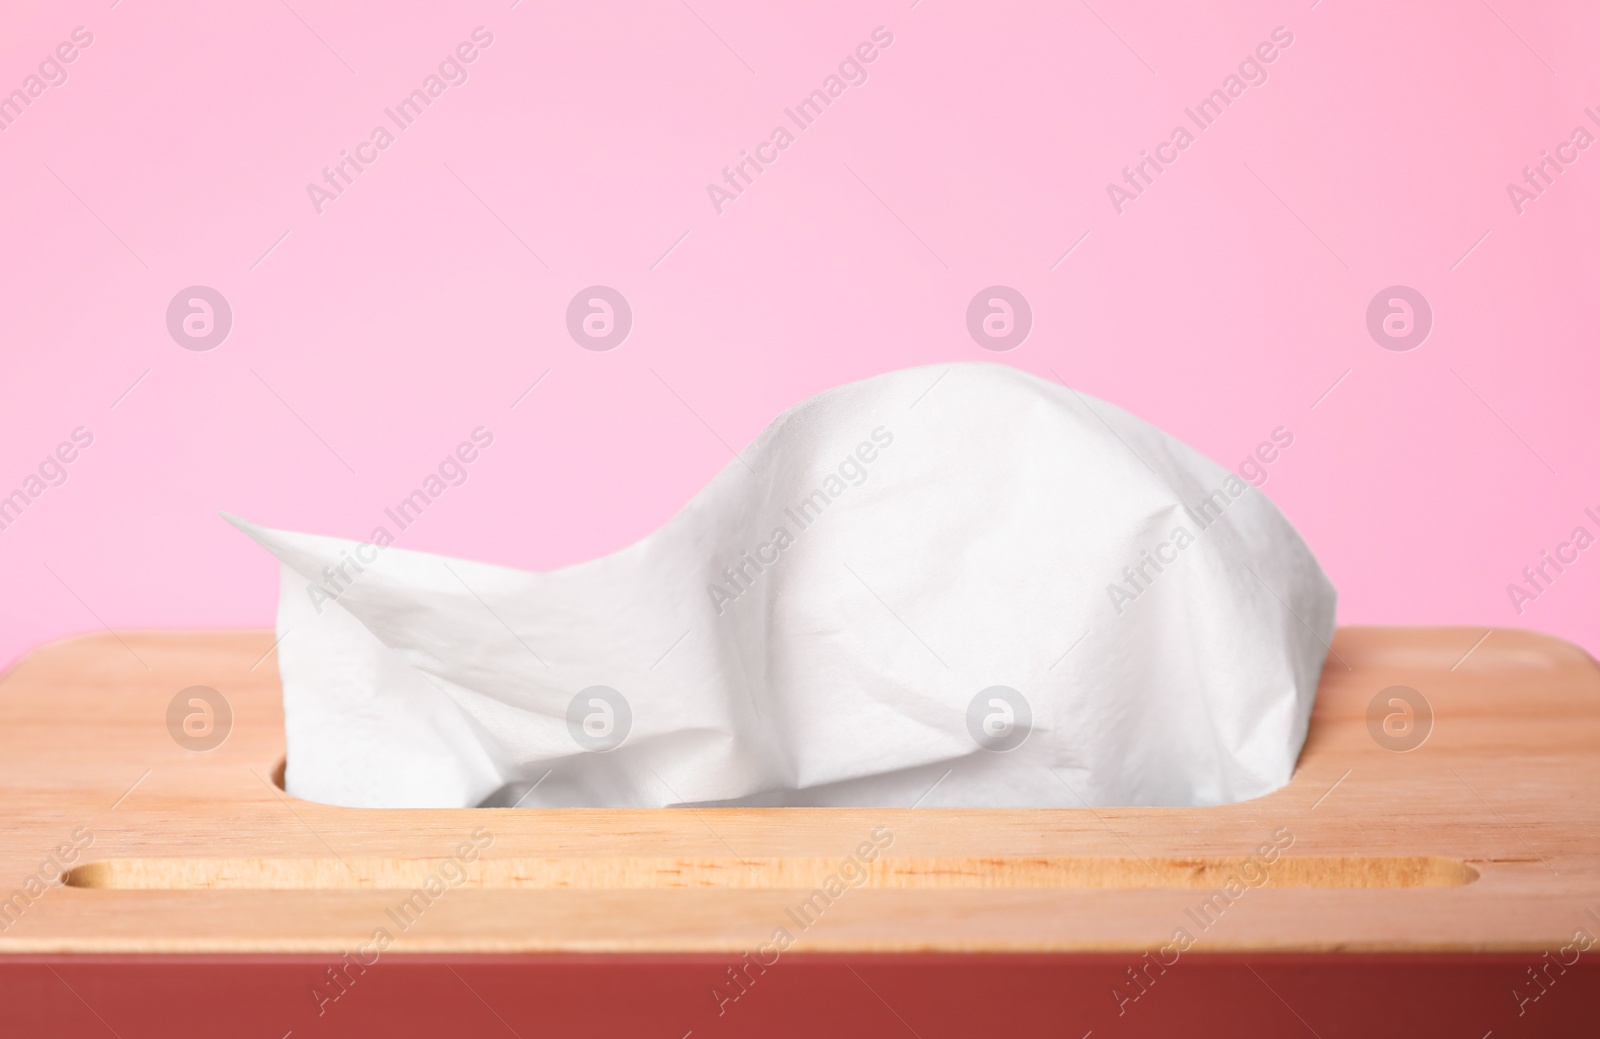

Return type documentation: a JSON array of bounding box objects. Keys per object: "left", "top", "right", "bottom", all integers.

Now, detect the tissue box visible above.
[{"left": 1, "top": 627, "right": 1597, "bottom": 1038}]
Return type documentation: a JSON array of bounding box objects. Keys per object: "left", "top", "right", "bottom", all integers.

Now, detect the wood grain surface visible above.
[{"left": 0, "top": 626, "right": 1596, "bottom": 954}]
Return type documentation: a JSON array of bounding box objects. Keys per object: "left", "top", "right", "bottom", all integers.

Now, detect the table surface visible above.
[{"left": 1, "top": 626, "right": 1596, "bottom": 955}]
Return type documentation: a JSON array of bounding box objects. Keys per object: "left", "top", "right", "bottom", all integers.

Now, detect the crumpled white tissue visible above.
[{"left": 231, "top": 362, "right": 1335, "bottom": 810}]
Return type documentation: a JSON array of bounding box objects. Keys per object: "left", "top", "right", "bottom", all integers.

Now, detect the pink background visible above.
[{"left": 2, "top": 0, "right": 1598, "bottom": 671}]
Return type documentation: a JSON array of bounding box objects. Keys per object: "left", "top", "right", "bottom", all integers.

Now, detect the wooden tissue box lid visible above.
[{"left": 0, "top": 626, "right": 1595, "bottom": 955}]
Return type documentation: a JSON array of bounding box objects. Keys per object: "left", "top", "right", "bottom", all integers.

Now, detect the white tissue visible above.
[{"left": 231, "top": 362, "right": 1335, "bottom": 810}]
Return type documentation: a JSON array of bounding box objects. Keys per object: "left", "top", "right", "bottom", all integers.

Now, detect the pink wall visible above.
[{"left": 2, "top": 0, "right": 1597, "bottom": 670}]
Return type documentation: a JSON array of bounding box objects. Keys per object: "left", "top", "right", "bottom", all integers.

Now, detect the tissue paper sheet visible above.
[{"left": 232, "top": 363, "right": 1336, "bottom": 809}]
